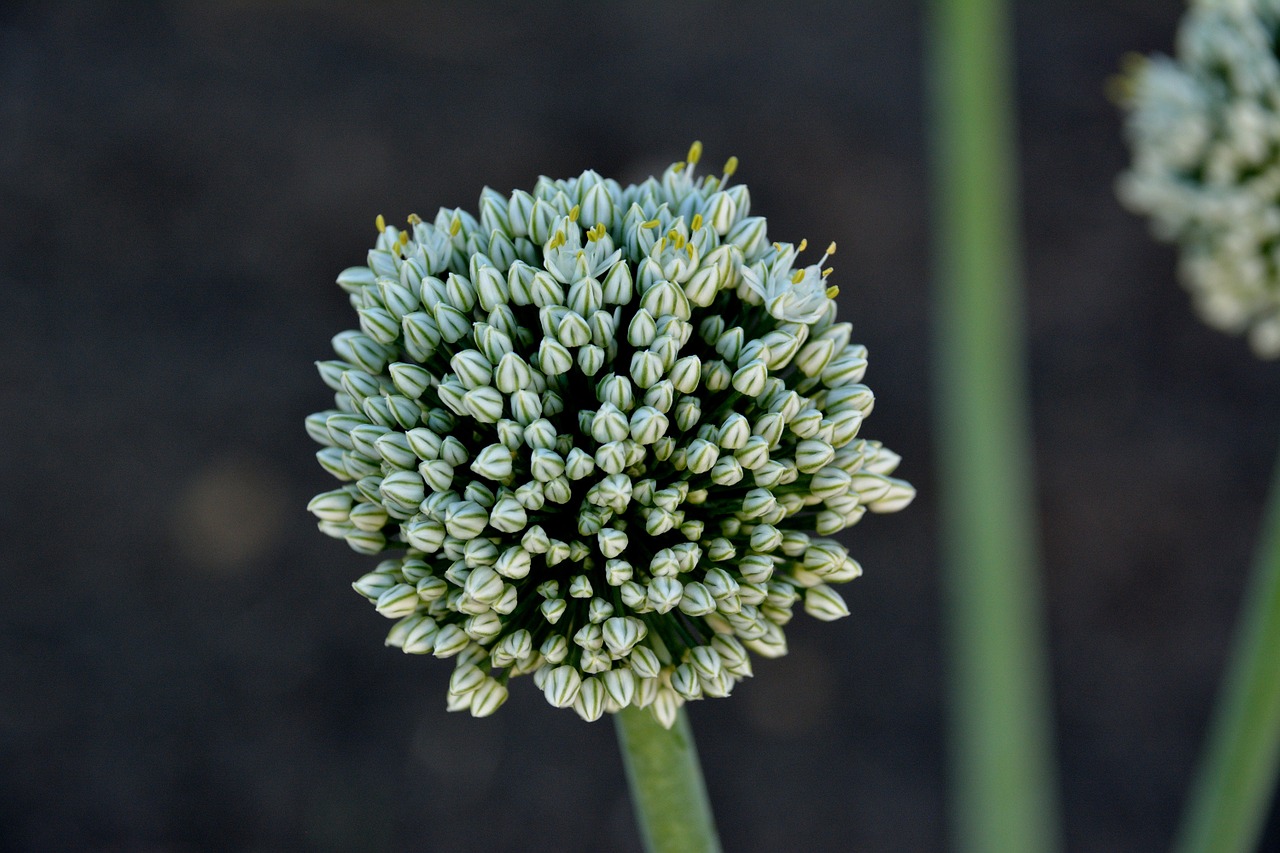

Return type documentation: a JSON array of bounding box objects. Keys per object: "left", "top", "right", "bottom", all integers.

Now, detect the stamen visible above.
[
  {"left": 407, "top": 213, "right": 422, "bottom": 226},
  {"left": 376, "top": 214, "right": 386, "bottom": 233},
  {"left": 691, "top": 213, "right": 704, "bottom": 232},
  {"left": 722, "top": 156, "right": 739, "bottom": 178},
  {"left": 641, "top": 219, "right": 661, "bottom": 230},
  {"left": 449, "top": 217, "right": 462, "bottom": 237},
  {"left": 791, "top": 270, "right": 805, "bottom": 284},
  {"left": 687, "top": 140, "right": 703, "bottom": 166},
  {"left": 798, "top": 238, "right": 808, "bottom": 253},
  {"left": 825, "top": 285, "right": 840, "bottom": 299},
  {"left": 569, "top": 204, "right": 581, "bottom": 222}
]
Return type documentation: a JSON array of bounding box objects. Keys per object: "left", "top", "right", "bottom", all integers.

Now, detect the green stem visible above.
[
  {"left": 614, "top": 705, "right": 722, "bottom": 853},
  {"left": 926, "top": 0, "right": 1063, "bottom": 852},
  {"left": 1175, "top": 436, "right": 1280, "bottom": 853}
]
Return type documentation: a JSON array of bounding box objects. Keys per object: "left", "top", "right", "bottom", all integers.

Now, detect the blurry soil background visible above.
[{"left": 3, "top": 1, "right": 1279, "bottom": 851}]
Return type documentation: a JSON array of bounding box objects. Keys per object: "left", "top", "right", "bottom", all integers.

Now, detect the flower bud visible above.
[{"left": 543, "top": 665, "right": 583, "bottom": 708}]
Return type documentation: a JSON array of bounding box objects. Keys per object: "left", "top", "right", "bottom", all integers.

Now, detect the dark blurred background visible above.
[{"left": 3, "top": 1, "right": 1278, "bottom": 851}]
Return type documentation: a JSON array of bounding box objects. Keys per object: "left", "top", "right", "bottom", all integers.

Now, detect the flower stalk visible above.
[
  {"left": 927, "top": 0, "right": 1063, "bottom": 850},
  {"left": 1175, "top": 434, "right": 1280, "bottom": 853},
  {"left": 615, "top": 705, "right": 721, "bottom": 853}
]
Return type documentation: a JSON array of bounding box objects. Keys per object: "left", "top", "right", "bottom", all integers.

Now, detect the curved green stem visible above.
[
  {"left": 1175, "top": 437, "right": 1280, "bottom": 853},
  {"left": 926, "top": 0, "right": 1063, "bottom": 851},
  {"left": 614, "top": 705, "right": 722, "bottom": 853}
]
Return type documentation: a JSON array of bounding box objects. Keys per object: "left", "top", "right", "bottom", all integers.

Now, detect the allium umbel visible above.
[
  {"left": 307, "top": 144, "right": 914, "bottom": 727},
  {"left": 1118, "top": 0, "right": 1280, "bottom": 357}
]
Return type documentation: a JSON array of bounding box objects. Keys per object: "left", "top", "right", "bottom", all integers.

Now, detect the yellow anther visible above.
[
  {"left": 822, "top": 267, "right": 834, "bottom": 278},
  {"left": 548, "top": 230, "right": 566, "bottom": 249},
  {"left": 641, "top": 219, "right": 661, "bottom": 230},
  {"left": 825, "top": 285, "right": 840, "bottom": 299},
  {"left": 376, "top": 214, "right": 386, "bottom": 233},
  {"left": 407, "top": 213, "right": 422, "bottom": 225},
  {"left": 672, "top": 161, "right": 686, "bottom": 174},
  {"left": 798, "top": 238, "right": 808, "bottom": 252},
  {"left": 826, "top": 241, "right": 837, "bottom": 255},
  {"left": 449, "top": 217, "right": 462, "bottom": 237},
  {"left": 772, "top": 242, "right": 784, "bottom": 252},
  {"left": 398, "top": 231, "right": 410, "bottom": 247},
  {"left": 791, "top": 270, "right": 805, "bottom": 284},
  {"left": 690, "top": 213, "right": 704, "bottom": 232},
  {"left": 687, "top": 140, "right": 703, "bottom": 166},
  {"left": 569, "top": 204, "right": 581, "bottom": 222},
  {"left": 723, "top": 156, "right": 738, "bottom": 177},
  {"left": 686, "top": 243, "right": 695, "bottom": 260}
]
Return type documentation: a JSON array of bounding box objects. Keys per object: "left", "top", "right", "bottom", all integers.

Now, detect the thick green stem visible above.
[
  {"left": 926, "top": 0, "right": 1063, "bottom": 851},
  {"left": 1175, "top": 437, "right": 1280, "bottom": 853},
  {"left": 614, "top": 705, "right": 722, "bottom": 853}
]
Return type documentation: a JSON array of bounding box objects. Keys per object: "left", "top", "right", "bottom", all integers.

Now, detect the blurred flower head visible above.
[
  {"left": 1118, "top": 0, "right": 1280, "bottom": 357},
  {"left": 307, "top": 143, "right": 913, "bottom": 727}
]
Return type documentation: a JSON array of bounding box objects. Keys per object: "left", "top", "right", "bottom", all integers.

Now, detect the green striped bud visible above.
[
  {"left": 804, "top": 584, "right": 850, "bottom": 621},
  {"left": 543, "top": 665, "right": 582, "bottom": 709},
  {"left": 574, "top": 676, "right": 607, "bottom": 722}
]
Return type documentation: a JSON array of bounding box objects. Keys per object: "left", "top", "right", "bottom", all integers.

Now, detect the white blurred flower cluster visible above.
[
  {"left": 1119, "top": 0, "right": 1280, "bottom": 356},
  {"left": 307, "top": 143, "right": 913, "bottom": 726}
]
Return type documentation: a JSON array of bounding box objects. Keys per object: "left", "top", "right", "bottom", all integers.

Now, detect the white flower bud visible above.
[
  {"left": 795, "top": 338, "right": 837, "bottom": 377},
  {"left": 375, "top": 584, "right": 420, "bottom": 618},
  {"left": 353, "top": 570, "right": 399, "bottom": 601},
  {"left": 470, "top": 678, "right": 510, "bottom": 717},
  {"left": 373, "top": 431, "right": 415, "bottom": 469},
  {"left": 529, "top": 449, "right": 565, "bottom": 482},
  {"left": 573, "top": 622, "right": 604, "bottom": 651},
  {"left": 568, "top": 574, "right": 594, "bottom": 599},
  {"left": 716, "top": 326, "right": 745, "bottom": 362},
  {"left": 379, "top": 470, "right": 425, "bottom": 510},
  {"left": 430, "top": 623, "right": 470, "bottom": 658},
  {"left": 811, "top": 465, "right": 853, "bottom": 499},
  {"left": 577, "top": 344, "right": 605, "bottom": 375},
  {"left": 739, "top": 554, "right": 775, "bottom": 584},
  {"left": 463, "top": 386, "right": 504, "bottom": 423},
  {"left": 309, "top": 489, "right": 354, "bottom": 522},
  {"left": 601, "top": 259, "right": 633, "bottom": 304},
  {"left": 540, "top": 633, "right": 570, "bottom": 663},
  {"left": 804, "top": 584, "right": 851, "bottom": 622},
  {"left": 464, "top": 611, "right": 503, "bottom": 643},
  {"left": 336, "top": 265, "right": 377, "bottom": 293},
  {"left": 677, "top": 581, "right": 718, "bottom": 617},
  {"left": 867, "top": 476, "right": 916, "bottom": 513},
  {"left": 597, "top": 527, "right": 629, "bottom": 559},
  {"left": 543, "top": 664, "right": 583, "bottom": 708},
  {"left": 358, "top": 306, "right": 400, "bottom": 345},
  {"left": 573, "top": 676, "right": 607, "bottom": 721},
  {"left": 431, "top": 303, "right": 471, "bottom": 344},
  {"left": 685, "top": 439, "right": 720, "bottom": 474},
  {"left": 537, "top": 338, "right": 573, "bottom": 376},
  {"left": 539, "top": 598, "right": 567, "bottom": 625},
  {"left": 443, "top": 500, "right": 488, "bottom": 540},
  {"left": 646, "top": 577, "right": 684, "bottom": 613},
  {"left": 703, "top": 359, "right": 732, "bottom": 392},
  {"left": 671, "top": 664, "right": 701, "bottom": 700},
  {"left": 602, "top": 667, "right": 637, "bottom": 708},
  {"left": 688, "top": 645, "right": 723, "bottom": 680},
  {"left": 401, "top": 617, "right": 440, "bottom": 654},
  {"left": 388, "top": 362, "right": 433, "bottom": 399},
  {"left": 449, "top": 663, "right": 487, "bottom": 697},
  {"left": 469, "top": 444, "right": 514, "bottom": 481}
]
